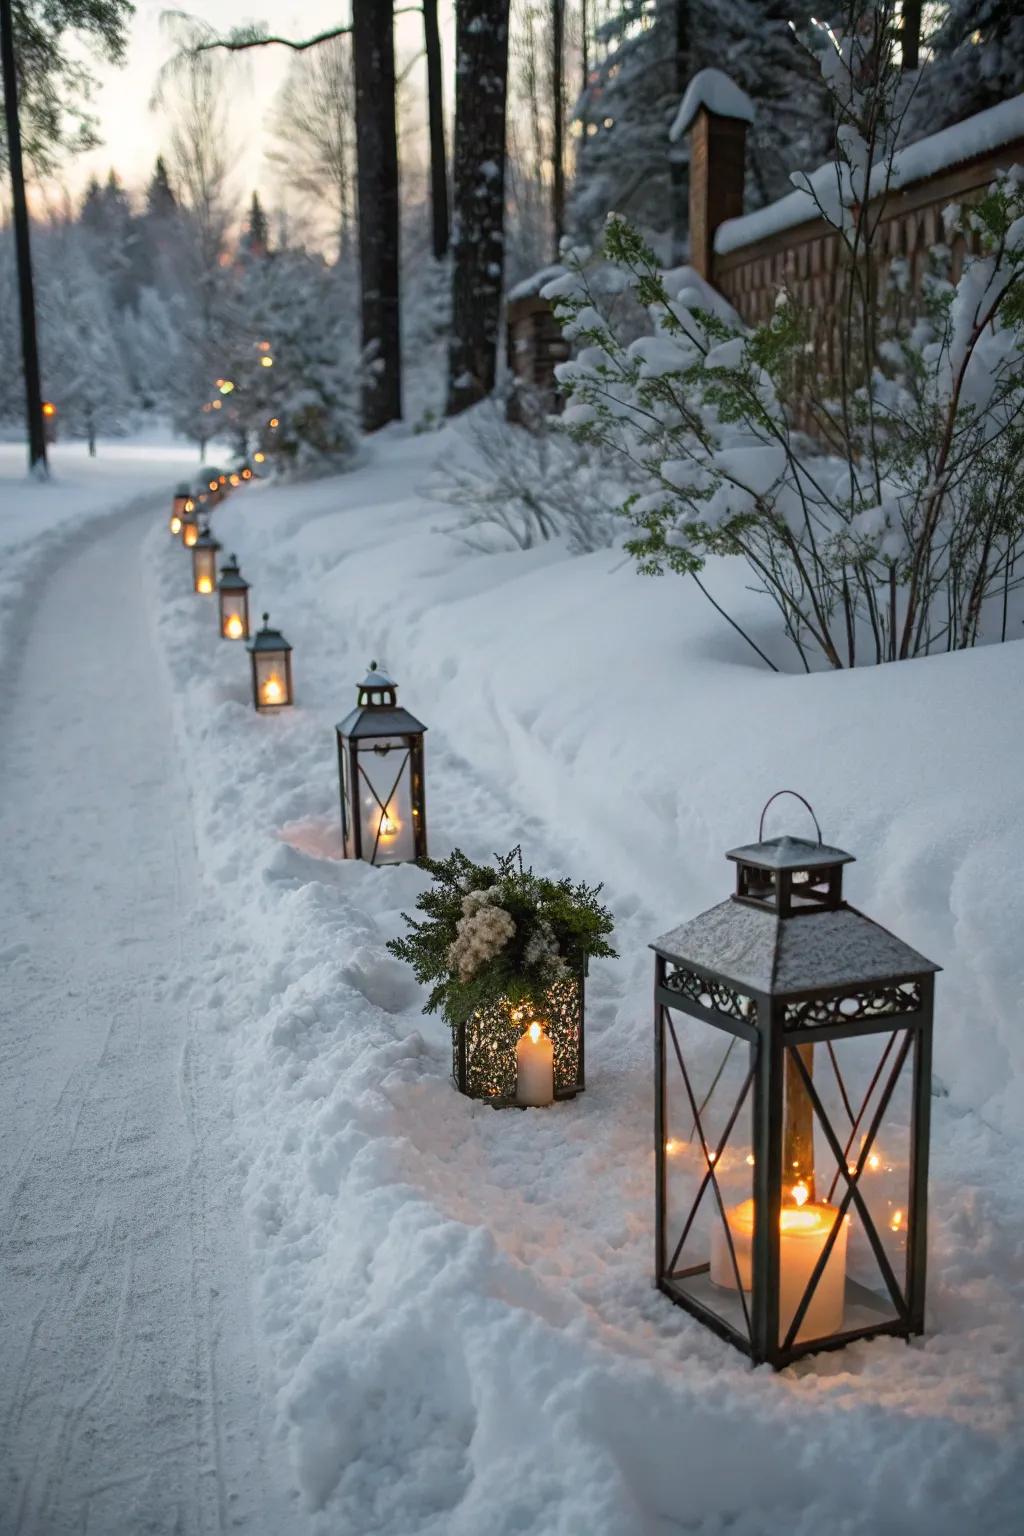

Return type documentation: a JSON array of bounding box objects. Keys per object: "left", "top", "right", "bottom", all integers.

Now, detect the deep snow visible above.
[{"left": 142, "top": 424, "right": 1022, "bottom": 1533}]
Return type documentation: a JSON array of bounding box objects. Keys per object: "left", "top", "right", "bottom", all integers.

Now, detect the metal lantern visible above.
[
  {"left": 191, "top": 523, "right": 222, "bottom": 594},
  {"left": 652, "top": 792, "right": 938, "bottom": 1369},
  {"left": 336, "top": 662, "right": 427, "bottom": 866},
  {"left": 217, "top": 554, "right": 250, "bottom": 639},
  {"left": 181, "top": 500, "right": 201, "bottom": 547},
  {"left": 248, "top": 613, "right": 293, "bottom": 710},
  {"left": 170, "top": 483, "right": 193, "bottom": 535},
  {"left": 452, "top": 969, "right": 586, "bottom": 1105}
]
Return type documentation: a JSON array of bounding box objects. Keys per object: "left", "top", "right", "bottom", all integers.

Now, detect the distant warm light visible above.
[
  {"left": 211, "top": 399, "right": 223, "bottom": 410},
  {"left": 229, "top": 473, "right": 240, "bottom": 486},
  {"left": 258, "top": 340, "right": 271, "bottom": 352},
  {"left": 209, "top": 480, "right": 218, "bottom": 490},
  {"left": 260, "top": 356, "right": 274, "bottom": 368},
  {"left": 218, "top": 475, "right": 227, "bottom": 485},
  {"left": 41, "top": 401, "right": 57, "bottom": 417},
  {"left": 219, "top": 380, "right": 235, "bottom": 395},
  {"left": 224, "top": 613, "right": 244, "bottom": 639},
  {"left": 268, "top": 417, "right": 279, "bottom": 429},
  {"left": 528, "top": 1021, "right": 542, "bottom": 1046},
  {"left": 170, "top": 516, "right": 182, "bottom": 534},
  {"left": 241, "top": 468, "right": 252, "bottom": 480},
  {"left": 791, "top": 1182, "right": 810, "bottom": 1207},
  {"left": 262, "top": 676, "right": 283, "bottom": 704},
  {"left": 197, "top": 576, "right": 213, "bottom": 594},
  {"left": 254, "top": 451, "right": 265, "bottom": 463},
  {"left": 185, "top": 499, "right": 195, "bottom": 512},
  {"left": 891, "top": 1209, "right": 904, "bottom": 1232},
  {"left": 745, "top": 1154, "right": 755, "bottom": 1166},
  {"left": 868, "top": 1153, "right": 880, "bottom": 1170},
  {"left": 184, "top": 525, "right": 199, "bottom": 547}
]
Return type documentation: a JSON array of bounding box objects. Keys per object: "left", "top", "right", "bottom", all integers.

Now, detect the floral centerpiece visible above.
[{"left": 388, "top": 847, "right": 615, "bottom": 1103}]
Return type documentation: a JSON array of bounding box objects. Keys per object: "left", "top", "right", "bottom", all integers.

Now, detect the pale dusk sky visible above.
[{"left": 61, "top": 2, "right": 454, "bottom": 211}]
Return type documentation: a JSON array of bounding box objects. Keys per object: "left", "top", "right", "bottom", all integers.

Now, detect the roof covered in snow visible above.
[
  {"left": 726, "top": 834, "right": 855, "bottom": 871},
  {"left": 670, "top": 69, "right": 755, "bottom": 144},
  {"left": 715, "top": 92, "right": 1024, "bottom": 257},
  {"left": 653, "top": 899, "right": 939, "bottom": 994}
]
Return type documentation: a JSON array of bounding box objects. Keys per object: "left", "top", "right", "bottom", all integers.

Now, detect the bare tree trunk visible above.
[
  {"left": 580, "top": 0, "right": 588, "bottom": 99},
  {"left": 901, "top": 0, "right": 921, "bottom": 70},
  {"left": 551, "top": 0, "right": 565, "bottom": 256},
  {"left": 447, "top": 0, "right": 511, "bottom": 416},
  {"left": 669, "top": 0, "right": 690, "bottom": 265},
  {"left": 423, "top": 0, "right": 449, "bottom": 260},
  {"left": 353, "top": 0, "right": 402, "bottom": 430}
]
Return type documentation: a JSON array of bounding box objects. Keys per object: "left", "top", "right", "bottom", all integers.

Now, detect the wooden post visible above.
[{"left": 688, "top": 107, "right": 748, "bottom": 283}]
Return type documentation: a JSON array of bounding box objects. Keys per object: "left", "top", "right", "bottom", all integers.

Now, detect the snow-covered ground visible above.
[{"left": 135, "top": 424, "right": 1021, "bottom": 1533}]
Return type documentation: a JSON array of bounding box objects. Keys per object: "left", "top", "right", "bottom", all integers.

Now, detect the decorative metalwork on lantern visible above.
[
  {"left": 652, "top": 791, "right": 939, "bottom": 1369},
  {"left": 217, "top": 554, "right": 250, "bottom": 639},
  {"left": 452, "top": 971, "right": 586, "bottom": 1105},
  {"left": 169, "top": 483, "right": 193, "bottom": 535},
  {"left": 335, "top": 662, "right": 427, "bottom": 866},
  {"left": 191, "top": 522, "right": 222, "bottom": 594},
  {"left": 247, "top": 614, "right": 293, "bottom": 711}
]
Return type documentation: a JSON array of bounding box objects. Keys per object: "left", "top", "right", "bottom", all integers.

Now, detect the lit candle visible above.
[
  {"left": 710, "top": 1193, "right": 848, "bottom": 1343},
  {"left": 515, "top": 1021, "right": 554, "bottom": 1107},
  {"left": 224, "top": 613, "right": 244, "bottom": 639},
  {"left": 197, "top": 576, "right": 213, "bottom": 594},
  {"left": 184, "top": 525, "right": 199, "bottom": 547},
  {"left": 262, "top": 676, "right": 283, "bottom": 705},
  {"left": 170, "top": 515, "right": 182, "bottom": 534}
]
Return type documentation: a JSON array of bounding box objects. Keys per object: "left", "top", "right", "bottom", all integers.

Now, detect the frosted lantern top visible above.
[{"left": 336, "top": 661, "right": 427, "bottom": 740}]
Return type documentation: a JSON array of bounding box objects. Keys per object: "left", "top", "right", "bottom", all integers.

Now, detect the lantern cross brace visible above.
[
  {"left": 357, "top": 749, "right": 410, "bottom": 864},
  {"left": 825, "top": 1031, "right": 898, "bottom": 1203},
  {"left": 666, "top": 1013, "right": 755, "bottom": 1340},
  {"left": 781, "top": 1031, "right": 913, "bottom": 1351}
]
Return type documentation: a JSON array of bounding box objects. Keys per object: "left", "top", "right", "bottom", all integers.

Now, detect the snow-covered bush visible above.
[
  {"left": 549, "top": 2, "right": 1024, "bottom": 669},
  {"left": 435, "top": 403, "right": 627, "bottom": 554}
]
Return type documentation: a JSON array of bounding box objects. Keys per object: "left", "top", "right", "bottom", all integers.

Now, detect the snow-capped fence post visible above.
[
  {"left": 669, "top": 70, "right": 754, "bottom": 282},
  {"left": 652, "top": 798, "right": 939, "bottom": 1368}
]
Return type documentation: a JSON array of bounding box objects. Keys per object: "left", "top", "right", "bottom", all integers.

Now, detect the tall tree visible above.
[
  {"left": 551, "top": 0, "right": 565, "bottom": 255},
  {"left": 352, "top": 0, "right": 401, "bottom": 430},
  {"left": 1, "top": 0, "right": 45, "bottom": 472},
  {"left": 447, "top": 0, "right": 511, "bottom": 415},
  {"left": 423, "top": 0, "right": 449, "bottom": 260},
  {"left": 268, "top": 36, "right": 355, "bottom": 260},
  {"left": 147, "top": 156, "right": 177, "bottom": 218},
  {"left": 908, "top": 1, "right": 1024, "bottom": 134},
  {"left": 243, "top": 191, "right": 269, "bottom": 257}
]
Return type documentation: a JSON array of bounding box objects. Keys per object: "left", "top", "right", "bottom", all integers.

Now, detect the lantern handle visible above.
[{"left": 757, "top": 790, "right": 823, "bottom": 846}]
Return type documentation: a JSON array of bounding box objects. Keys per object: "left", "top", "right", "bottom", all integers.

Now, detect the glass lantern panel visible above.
[
  {"left": 354, "top": 736, "right": 417, "bottom": 864},
  {"left": 340, "top": 743, "right": 354, "bottom": 858},
  {"left": 194, "top": 549, "right": 217, "bottom": 592},
  {"left": 254, "top": 652, "right": 289, "bottom": 707},
  {"left": 661, "top": 1010, "right": 755, "bottom": 1345},
  {"left": 776, "top": 1031, "right": 913, "bottom": 1348},
  {"left": 220, "top": 594, "right": 247, "bottom": 638}
]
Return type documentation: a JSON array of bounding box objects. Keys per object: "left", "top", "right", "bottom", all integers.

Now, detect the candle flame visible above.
[
  {"left": 184, "top": 526, "right": 198, "bottom": 546},
  {"left": 225, "top": 614, "right": 244, "bottom": 639},
  {"left": 528, "top": 1022, "right": 542, "bottom": 1045},
  {"left": 868, "top": 1153, "right": 880, "bottom": 1170},
  {"left": 791, "top": 1182, "right": 810, "bottom": 1207},
  {"left": 254, "top": 452, "right": 265, "bottom": 463},
  {"left": 170, "top": 516, "right": 181, "bottom": 534},
  {"left": 197, "top": 576, "right": 213, "bottom": 594},
  {"left": 263, "top": 677, "right": 283, "bottom": 703},
  {"left": 890, "top": 1209, "right": 904, "bottom": 1231}
]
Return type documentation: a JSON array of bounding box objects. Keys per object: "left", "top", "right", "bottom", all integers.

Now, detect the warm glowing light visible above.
[
  {"left": 185, "top": 499, "right": 195, "bottom": 512},
  {"left": 258, "top": 340, "right": 271, "bottom": 352},
  {"left": 868, "top": 1153, "right": 880, "bottom": 1170},
  {"left": 707, "top": 1150, "right": 717, "bottom": 1164},
  {"left": 229, "top": 474, "right": 240, "bottom": 486},
  {"left": 260, "top": 356, "right": 274, "bottom": 368},
  {"left": 745, "top": 1154, "right": 756, "bottom": 1166},
  {"left": 528, "top": 1021, "right": 542, "bottom": 1045},
  {"left": 212, "top": 399, "right": 223, "bottom": 409},
  {"left": 170, "top": 516, "right": 182, "bottom": 534},
  {"left": 219, "top": 380, "right": 235, "bottom": 394},
  {"left": 254, "top": 452, "right": 265, "bottom": 463},
  {"left": 241, "top": 468, "right": 252, "bottom": 480},
  {"left": 377, "top": 809, "right": 400, "bottom": 840},
  {"left": 224, "top": 614, "right": 244, "bottom": 639},
  {"left": 262, "top": 677, "right": 283, "bottom": 703},
  {"left": 184, "top": 525, "right": 199, "bottom": 547},
  {"left": 197, "top": 576, "right": 213, "bottom": 594},
  {"left": 268, "top": 417, "right": 279, "bottom": 428},
  {"left": 209, "top": 480, "right": 218, "bottom": 490},
  {"left": 791, "top": 1182, "right": 810, "bottom": 1207},
  {"left": 890, "top": 1209, "right": 904, "bottom": 1231},
  {"left": 42, "top": 401, "right": 56, "bottom": 417},
  {"left": 218, "top": 475, "right": 227, "bottom": 485},
  {"left": 665, "top": 1138, "right": 678, "bottom": 1155}
]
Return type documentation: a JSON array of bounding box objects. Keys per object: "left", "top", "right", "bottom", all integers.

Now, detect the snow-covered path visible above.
[{"left": 0, "top": 506, "right": 285, "bottom": 1535}]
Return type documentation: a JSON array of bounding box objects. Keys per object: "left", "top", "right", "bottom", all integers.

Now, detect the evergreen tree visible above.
[
  {"left": 242, "top": 191, "right": 269, "bottom": 257},
  {"left": 908, "top": 2, "right": 1024, "bottom": 135},
  {"left": 147, "top": 156, "right": 177, "bottom": 218}
]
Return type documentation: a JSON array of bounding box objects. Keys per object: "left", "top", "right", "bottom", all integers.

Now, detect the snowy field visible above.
[{"left": 137, "top": 424, "right": 1021, "bottom": 1533}]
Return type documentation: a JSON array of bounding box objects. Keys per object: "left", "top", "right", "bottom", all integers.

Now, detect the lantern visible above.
[
  {"left": 335, "top": 662, "right": 427, "bottom": 866},
  {"left": 217, "top": 554, "right": 250, "bottom": 639},
  {"left": 248, "top": 614, "right": 293, "bottom": 710},
  {"left": 240, "top": 465, "right": 253, "bottom": 481},
  {"left": 452, "top": 972, "right": 586, "bottom": 1106},
  {"left": 169, "top": 483, "right": 193, "bottom": 535},
  {"left": 191, "top": 523, "right": 222, "bottom": 594},
  {"left": 181, "top": 500, "right": 201, "bottom": 547},
  {"left": 652, "top": 792, "right": 938, "bottom": 1368}
]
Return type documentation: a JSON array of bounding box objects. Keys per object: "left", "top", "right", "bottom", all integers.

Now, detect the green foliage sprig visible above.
[{"left": 387, "top": 847, "right": 616, "bottom": 1027}]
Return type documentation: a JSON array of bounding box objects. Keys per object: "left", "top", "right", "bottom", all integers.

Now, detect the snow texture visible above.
[
  {"left": 715, "top": 92, "right": 1024, "bottom": 255},
  {"left": 670, "top": 69, "right": 756, "bottom": 143},
  {"left": 136, "top": 423, "right": 1022, "bottom": 1534}
]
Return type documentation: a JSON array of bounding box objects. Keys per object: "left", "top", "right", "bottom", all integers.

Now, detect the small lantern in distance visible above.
[
  {"left": 651, "top": 792, "right": 939, "bottom": 1369},
  {"left": 181, "top": 498, "right": 201, "bottom": 547},
  {"left": 217, "top": 554, "right": 250, "bottom": 639},
  {"left": 191, "top": 522, "right": 222, "bottom": 594},
  {"left": 336, "top": 662, "right": 427, "bottom": 865},
  {"left": 170, "top": 483, "right": 193, "bottom": 536},
  {"left": 248, "top": 614, "right": 293, "bottom": 710}
]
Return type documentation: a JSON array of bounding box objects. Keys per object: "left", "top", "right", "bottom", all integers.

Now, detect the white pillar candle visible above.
[
  {"left": 516, "top": 1022, "right": 554, "bottom": 1107},
  {"left": 710, "top": 1197, "right": 848, "bottom": 1343}
]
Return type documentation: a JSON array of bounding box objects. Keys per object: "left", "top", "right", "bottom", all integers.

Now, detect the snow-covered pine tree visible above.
[
  {"left": 242, "top": 193, "right": 269, "bottom": 258},
  {"left": 907, "top": 1, "right": 1024, "bottom": 137},
  {"left": 571, "top": 0, "right": 834, "bottom": 253}
]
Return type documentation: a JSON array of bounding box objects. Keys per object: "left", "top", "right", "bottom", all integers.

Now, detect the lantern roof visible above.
[
  {"left": 194, "top": 524, "right": 222, "bottom": 551},
  {"left": 653, "top": 899, "right": 939, "bottom": 996},
  {"left": 175, "top": 482, "right": 191, "bottom": 495},
  {"left": 337, "top": 660, "right": 426, "bottom": 739},
  {"left": 726, "top": 834, "right": 855, "bottom": 872},
  {"left": 217, "top": 554, "right": 249, "bottom": 591},
  {"left": 248, "top": 613, "right": 292, "bottom": 653}
]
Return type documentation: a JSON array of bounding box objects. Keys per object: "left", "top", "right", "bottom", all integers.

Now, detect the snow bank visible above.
[
  {"left": 148, "top": 426, "right": 1022, "bottom": 1533},
  {"left": 670, "top": 69, "right": 756, "bottom": 143},
  {"left": 715, "top": 92, "right": 1024, "bottom": 255}
]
